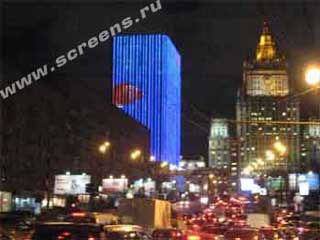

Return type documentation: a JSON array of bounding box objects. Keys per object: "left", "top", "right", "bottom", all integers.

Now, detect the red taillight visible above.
[
  {"left": 298, "top": 227, "right": 310, "bottom": 232},
  {"left": 88, "top": 237, "right": 96, "bottom": 240},
  {"left": 57, "top": 231, "right": 71, "bottom": 240},
  {"left": 172, "top": 231, "right": 182, "bottom": 238},
  {"left": 187, "top": 235, "right": 201, "bottom": 240},
  {"left": 71, "top": 212, "right": 86, "bottom": 217}
]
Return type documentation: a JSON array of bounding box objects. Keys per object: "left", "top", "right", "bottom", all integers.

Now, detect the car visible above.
[
  {"left": 103, "top": 225, "right": 152, "bottom": 240},
  {"left": 224, "top": 227, "right": 266, "bottom": 240},
  {"left": 200, "top": 225, "right": 226, "bottom": 240},
  {"left": 0, "top": 212, "right": 34, "bottom": 231},
  {"left": 305, "top": 221, "right": 320, "bottom": 231},
  {"left": 259, "top": 226, "right": 286, "bottom": 240},
  {"left": 31, "top": 222, "right": 102, "bottom": 240},
  {"left": 63, "top": 212, "right": 97, "bottom": 224},
  {"left": 0, "top": 231, "right": 14, "bottom": 240},
  {"left": 152, "top": 228, "right": 185, "bottom": 240},
  {"left": 298, "top": 230, "right": 320, "bottom": 240},
  {"left": 0, "top": 213, "right": 34, "bottom": 239}
]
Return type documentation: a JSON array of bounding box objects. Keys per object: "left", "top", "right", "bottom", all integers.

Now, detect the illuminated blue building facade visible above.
[{"left": 112, "top": 34, "right": 181, "bottom": 165}]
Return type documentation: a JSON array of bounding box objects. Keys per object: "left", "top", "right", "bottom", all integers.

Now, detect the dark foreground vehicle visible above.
[
  {"left": 152, "top": 228, "right": 185, "bottom": 240},
  {"left": 103, "top": 225, "right": 152, "bottom": 240},
  {"left": 31, "top": 222, "right": 102, "bottom": 240},
  {"left": 224, "top": 227, "right": 265, "bottom": 240},
  {"left": 0, "top": 231, "right": 14, "bottom": 240},
  {"left": 259, "top": 226, "right": 286, "bottom": 240}
]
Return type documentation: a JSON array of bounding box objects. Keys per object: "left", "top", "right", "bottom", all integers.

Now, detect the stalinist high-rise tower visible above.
[{"left": 237, "top": 19, "right": 300, "bottom": 173}]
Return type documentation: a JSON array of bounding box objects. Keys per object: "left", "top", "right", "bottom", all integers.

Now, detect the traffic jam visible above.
[{"left": 1, "top": 194, "right": 319, "bottom": 240}]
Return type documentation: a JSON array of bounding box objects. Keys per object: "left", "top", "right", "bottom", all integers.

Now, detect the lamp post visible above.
[
  {"left": 130, "top": 149, "right": 142, "bottom": 161},
  {"left": 305, "top": 67, "right": 320, "bottom": 86},
  {"left": 98, "top": 141, "right": 111, "bottom": 184},
  {"left": 99, "top": 141, "right": 111, "bottom": 154},
  {"left": 305, "top": 66, "right": 320, "bottom": 118}
]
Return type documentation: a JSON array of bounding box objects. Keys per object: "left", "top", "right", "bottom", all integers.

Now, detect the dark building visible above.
[
  {"left": 237, "top": 20, "right": 300, "bottom": 173},
  {"left": 300, "top": 119, "right": 320, "bottom": 171},
  {"left": 0, "top": 89, "right": 150, "bottom": 194},
  {"left": 229, "top": 138, "right": 241, "bottom": 191},
  {"left": 0, "top": 5, "right": 150, "bottom": 196},
  {"left": 208, "top": 118, "right": 230, "bottom": 168},
  {"left": 112, "top": 34, "right": 181, "bottom": 166}
]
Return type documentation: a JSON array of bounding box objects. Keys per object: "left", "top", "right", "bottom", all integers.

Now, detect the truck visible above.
[
  {"left": 118, "top": 198, "right": 171, "bottom": 230},
  {"left": 247, "top": 213, "right": 270, "bottom": 229}
]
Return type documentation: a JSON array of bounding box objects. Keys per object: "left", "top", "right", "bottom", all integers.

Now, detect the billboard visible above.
[
  {"left": 0, "top": 191, "right": 12, "bottom": 212},
  {"left": 133, "top": 179, "right": 156, "bottom": 195},
  {"left": 267, "top": 177, "right": 285, "bottom": 191},
  {"left": 102, "top": 178, "right": 128, "bottom": 193},
  {"left": 240, "top": 178, "right": 255, "bottom": 192},
  {"left": 299, "top": 182, "right": 310, "bottom": 196},
  {"left": 112, "top": 34, "right": 181, "bottom": 165},
  {"left": 289, "top": 173, "right": 319, "bottom": 190},
  {"left": 54, "top": 175, "right": 91, "bottom": 195},
  {"left": 240, "top": 178, "right": 266, "bottom": 194},
  {"left": 171, "top": 175, "right": 186, "bottom": 192}
]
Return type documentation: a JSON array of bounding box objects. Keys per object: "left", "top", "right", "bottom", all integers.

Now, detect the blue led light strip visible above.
[{"left": 112, "top": 34, "right": 181, "bottom": 166}]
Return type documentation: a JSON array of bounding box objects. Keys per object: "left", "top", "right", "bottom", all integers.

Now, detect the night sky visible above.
[{"left": 3, "top": 0, "right": 320, "bottom": 158}]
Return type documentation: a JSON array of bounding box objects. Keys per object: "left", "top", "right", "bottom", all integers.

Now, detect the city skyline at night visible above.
[{"left": 0, "top": 2, "right": 320, "bottom": 229}]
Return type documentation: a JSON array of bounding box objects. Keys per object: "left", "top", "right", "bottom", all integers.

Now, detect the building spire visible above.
[{"left": 256, "top": 18, "right": 277, "bottom": 62}]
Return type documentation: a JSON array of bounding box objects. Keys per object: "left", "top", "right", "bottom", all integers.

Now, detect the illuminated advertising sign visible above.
[
  {"left": 267, "top": 177, "right": 285, "bottom": 191},
  {"left": 241, "top": 178, "right": 268, "bottom": 194},
  {"left": 0, "top": 191, "right": 12, "bottom": 212},
  {"left": 189, "top": 183, "right": 201, "bottom": 193},
  {"left": 240, "top": 178, "right": 254, "bottom": 192},
  {"left": 54, "top": 175, "right": 91, "bottom": 195},
  {"left": 133, "top": 179, "right": 156, "bottom": 195},
  {"left": 102, "top": 178, "right": 128, "bottom": 193},
  {"left": 299, "top": 182, "right": 309, "bottom": 196},
  {"left": 171, "top": 175, "right": 186, "bottom": 192},
  {"left": 144, "top": 181, "right": 156, "bottom": 194},
  {"left": 289, "top": 173, "right": 319, "bottom": 190}
]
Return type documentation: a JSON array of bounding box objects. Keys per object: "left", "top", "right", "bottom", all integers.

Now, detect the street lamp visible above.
[
  {"left": 130, "top": 149, "right": 142, "bottom": 160},
  {"left": 251, "top": 162, "right": 258, "bottom": 169},
  {"left": 97, "top": 141, "right": 111, "bottom": 185},
  {"left": 274, "top": 141, "right": 287, "bottom": 156},
  {"left": 305, "top": 67, "right": 320, "bottom": 86},
  {"left": 99, "top": 141, "right": 111, "bottom": 154},
  {"left": 160, "top": 161, "right": 168, "bottom": 168},
  {"left": 265, "top": 150, "right": 275, "bottom": 161},
  {"left": 257, "top": 158, "right": 265, "bottom": 166},
  {"left": 306, "top": 66, "right": 320, "bottom": 119}
]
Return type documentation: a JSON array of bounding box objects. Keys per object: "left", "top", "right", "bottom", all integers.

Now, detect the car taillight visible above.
[
  {"left": 88, "top": 237, "right": 96, "bottom": 240},
  {"left": 297, "top": 227, "right": 310, "bottom": 233},
  {"left": 187, "top": 234, "right": 201, "bottom": 240},
  {"left": 57, "top": 231, "right": 71, "bottom": 240},
  {"left": 172, "top": 231, "right": 182, "bottom": 238},
  {"left": 71, "top": 212, "right": 86, "bottom": 217}
]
